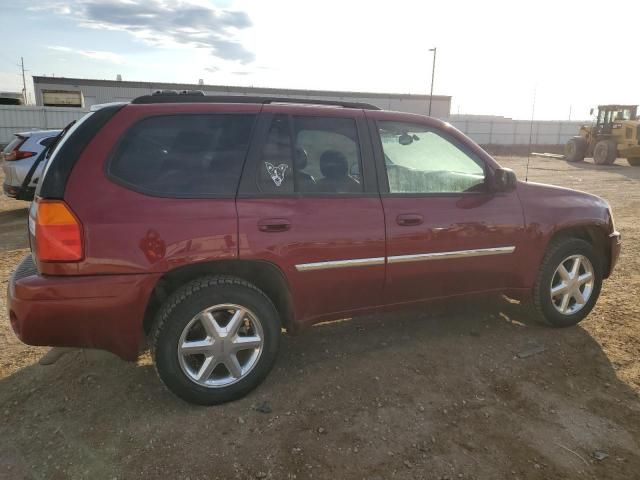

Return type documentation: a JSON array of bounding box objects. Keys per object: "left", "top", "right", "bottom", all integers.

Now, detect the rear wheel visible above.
[
  {"left": 565, "top": 137, "right": 586, "bottom": 162},
  {"left": 627, "top": 157, "right": 640, "bottom": 167},
  {"left": 593, "top": 140, "right": 617, "bottom": 165},
  {"left": 530, "top": 238, "right": 603, "bottom": 327},
  {"left": 151, "top": 276, "right": 281, "bottom": 405}
]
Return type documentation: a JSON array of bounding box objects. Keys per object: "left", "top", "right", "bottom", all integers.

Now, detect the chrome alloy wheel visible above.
[
  {"left": 177, "top": 304, "right": 264, "bottom": 388},
  {"left": 550, "top": 254, "right": 595, "bottom": 315}
]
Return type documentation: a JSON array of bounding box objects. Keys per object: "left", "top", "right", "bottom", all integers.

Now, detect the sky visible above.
[{"left": 0, "top": 0, "right": 638, "bottom": 120}]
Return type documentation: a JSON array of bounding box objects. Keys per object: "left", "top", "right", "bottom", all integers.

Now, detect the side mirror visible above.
[
  {"left": 590, "top": 108, "right": 594, "bottom": 116},
  {"left": 491, "top": 167, "right": 517, "bottom": 193}
]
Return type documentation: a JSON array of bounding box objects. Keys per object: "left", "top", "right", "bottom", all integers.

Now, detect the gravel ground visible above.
[{"left": 1, "top": 156, "right": 639, "bottom": 480}]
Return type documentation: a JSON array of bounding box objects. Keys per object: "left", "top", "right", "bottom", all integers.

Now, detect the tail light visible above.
[
  {"left": 5, "top": 150, "right": 36, "bottom": 161},
  {"left": 2, "top": 136, "right": 36, "bottom": 161},
  {"left": 30, "top": 199, "right": 83, "bottom": 261}
]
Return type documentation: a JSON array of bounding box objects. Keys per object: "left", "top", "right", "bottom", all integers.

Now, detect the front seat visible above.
[{"left": 316, "top": 150, "right": 361, "bottom": 193}]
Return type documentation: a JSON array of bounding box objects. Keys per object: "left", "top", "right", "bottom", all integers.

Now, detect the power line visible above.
[
  {"left": 525, "top": 86, "right": 537, "bottom": 182},
  {"left": 20, "top": 57, "right": 27, "bottom": 105}
]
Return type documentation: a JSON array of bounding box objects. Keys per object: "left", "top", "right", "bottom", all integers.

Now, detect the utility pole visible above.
[
  {"left": 20, "top": 57, "right": 27, "bottom": 105},
  {"left": 428, "top": 47, "right": 437, "bottom": 116}
]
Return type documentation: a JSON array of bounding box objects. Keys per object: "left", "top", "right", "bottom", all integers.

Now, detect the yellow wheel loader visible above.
[{"left": 565, "top": 105, "right": 640, "bottom": 166}]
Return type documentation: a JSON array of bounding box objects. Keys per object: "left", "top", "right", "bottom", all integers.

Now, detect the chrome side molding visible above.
[
  {"left": 295, "top": 246, "right": 515, "bottom": 272},
  {"left": 387, "top": 246, "right": 516, "bottom": 264},
  {"left": 295, "top": 257, "right": 385, "bottom": 272}
]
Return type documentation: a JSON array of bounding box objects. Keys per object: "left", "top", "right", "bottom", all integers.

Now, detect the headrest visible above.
[{"left": 319, "top": 150, "right": 348, "bottom": 178}]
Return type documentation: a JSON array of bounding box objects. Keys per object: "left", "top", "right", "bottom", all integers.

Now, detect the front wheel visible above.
[
  {"left": 593, "top": 140, "right": 617, "bottom": 165},
  {"left": 530, "top": 238, "right": 603, "bottom": 327},
  {"left": 151, "top": 276, "right": 281, "bottom": 405}
]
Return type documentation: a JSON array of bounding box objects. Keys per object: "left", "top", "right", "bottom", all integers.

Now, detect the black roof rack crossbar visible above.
[{"left": 131, "top": 94, "right": 380, "bottom": 110}]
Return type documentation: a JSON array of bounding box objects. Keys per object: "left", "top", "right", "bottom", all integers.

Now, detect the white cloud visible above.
[
  {"left": 58, "top": 0, "right": 254, "bottom": 64},
  {"left": 48, "top": 46, "right": 125, "bottom": 64}
]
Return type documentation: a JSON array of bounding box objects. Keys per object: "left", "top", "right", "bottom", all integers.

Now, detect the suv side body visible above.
[{"left": 7, "top": 97, "right": 621, "bottom": 404}]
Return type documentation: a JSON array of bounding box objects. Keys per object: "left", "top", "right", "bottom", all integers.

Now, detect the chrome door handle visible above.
[
  {"left": 258, "top": 218, "right": 291, "bottom": 232},
  {"left": 396, "top": 214, "right": 423, "bottom": 226}
]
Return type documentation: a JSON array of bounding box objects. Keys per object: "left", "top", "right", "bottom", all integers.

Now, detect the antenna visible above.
[
  {"left": 525, "top": 86, "right": 537, "bottom": 182},
  {"left": 428, "top": 47, "right": 437, "bottom": 116}
]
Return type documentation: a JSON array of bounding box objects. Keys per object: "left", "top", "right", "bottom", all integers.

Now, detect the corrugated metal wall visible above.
[
  {"left": 448, "top": 118, "right": 586, "bottom": 145},
  {"left": 0, "top": 104, "right": 585, "bottom": 147},
  {"left": 0, "top": 106, "right": 87, "bottom": 144}
]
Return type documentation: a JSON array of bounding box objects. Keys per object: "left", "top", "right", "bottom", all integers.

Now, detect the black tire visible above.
[
  {"left": 627, "top": 158, "right": 640, "bottom": 167},
  {"left": 564, "top": 137, "right": 586, "bottom": 162},
  {"left": 593, "top": 140, "right": 617, "bottom": 165},
  {"left": 530, "top": 238, "right": 603, "bottom": 327},
  {"left": 151, "top": 276, "right": 281, "bottom": 405}
]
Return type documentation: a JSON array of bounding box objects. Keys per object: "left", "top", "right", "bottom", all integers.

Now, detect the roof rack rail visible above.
[
  {"left": 131, "top": 93, "right": 380, "bottom": 110},
  {"left": 152, "top": 89, "right": 205, "bottom": 96}
]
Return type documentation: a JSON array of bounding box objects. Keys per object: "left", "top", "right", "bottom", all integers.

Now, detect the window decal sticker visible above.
[{"left": 265, "top": 162, "right": 288, "bottom": 187}]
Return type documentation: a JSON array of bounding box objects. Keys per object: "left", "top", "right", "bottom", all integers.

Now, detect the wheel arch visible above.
[
  {"left": 143, "top": 260, "right": 295, "bottom": 335},
  {"left": 547, "top": 224, "right": 612, "bottom": 277}
]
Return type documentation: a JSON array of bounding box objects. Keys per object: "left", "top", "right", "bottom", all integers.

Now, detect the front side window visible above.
[
  {"left": 378, "top": 121, "right": 485, "bottom": 194},
  {"left": 257, "top": 115, "right": 363, "bottom": 194},
  {"left": 109, "top": 114, "right": 255, "bottom": 196}
]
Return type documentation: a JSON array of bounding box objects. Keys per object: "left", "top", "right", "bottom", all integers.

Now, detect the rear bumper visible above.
[
  {"left": 3, "top": 182, "right": 35, "bottom": 200},
  {"left": 1, "top": 158, "right": 41, "bottom": 187},
  {"left": 607, "top": 231, "right": 622, "bottom": 278},
  {"left": 7, "top": 255, "right": 161, "bottom": 361},
  {"left": 2, "top": 182, "right": 19, "bottom": 198}
]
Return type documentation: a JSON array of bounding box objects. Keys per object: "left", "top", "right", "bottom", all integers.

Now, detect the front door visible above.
[
  {"left": 237, "top": 106, "right": 386, "bottom": 325},
  {"left": 367, "top": 113, "right": 527, "bottom": 305}
]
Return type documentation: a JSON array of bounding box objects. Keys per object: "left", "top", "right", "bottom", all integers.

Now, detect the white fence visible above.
[
  {"left": 0, "top": 106, "right": 88, "bottom": 144},
  {"left": 0, "top": 105, "right": 586, "bottom": 148},
  {"left": 449, "top": 117, "right": 585, "bottom": 146}
]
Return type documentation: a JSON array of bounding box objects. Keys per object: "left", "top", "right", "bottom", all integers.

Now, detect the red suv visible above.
[{"left": 7, "top": 93, "right": 621, "bottom": 405}]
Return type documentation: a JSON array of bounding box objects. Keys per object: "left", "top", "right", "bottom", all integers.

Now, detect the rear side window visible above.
[
  {"left": 109, "top": 114, "right": 256, "bottom": 196},
  {"left": 257, "top": 115, "right": 363, "bottom": 194},
  {"left": 39, "top": 136, "right": 58, "bottom": 147}
]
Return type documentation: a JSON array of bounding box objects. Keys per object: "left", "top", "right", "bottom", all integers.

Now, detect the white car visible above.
[{"left": 1, "top": 129, "right": 61, "bottom": 200}]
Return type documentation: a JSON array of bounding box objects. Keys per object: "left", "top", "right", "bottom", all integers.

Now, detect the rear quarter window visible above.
[
  {"left": 39, "top": 136, "right": 58, "bottom": 147},
  {"left": 108, "top": 114, "right": 256, "bottom": 197}
]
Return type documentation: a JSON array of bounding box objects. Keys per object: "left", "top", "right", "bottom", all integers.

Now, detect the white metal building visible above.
[
  {"left": 32, "top": 76, "right": 452, "bottom": 118},
  {"left": 0, "top": 77, "right": 584, "bottom": 147}
]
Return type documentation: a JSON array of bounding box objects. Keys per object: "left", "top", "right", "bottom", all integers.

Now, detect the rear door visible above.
[
  {"left": 367, "top": 111, "right": 527, "bottom": 304},
  {"left": 64, "top": 104, "right": 257, "bottom": 276},
  {"left": 237, "top": 106, "right": 386, "bottom": 325}
]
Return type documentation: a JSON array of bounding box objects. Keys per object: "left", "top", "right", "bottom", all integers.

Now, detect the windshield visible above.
[{"left": 39, "top": 112, "right": 94, "bottom": 182}]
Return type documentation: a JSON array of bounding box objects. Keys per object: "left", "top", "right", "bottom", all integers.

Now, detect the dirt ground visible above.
[{"left": 1, "top": 156, "right": 639, "bottom": 480}]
